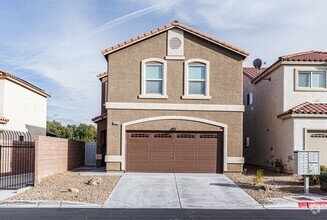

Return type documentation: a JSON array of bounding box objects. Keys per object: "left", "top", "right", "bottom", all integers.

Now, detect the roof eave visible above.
[{"left": 101, "top": 25, "right": 249, "bottom": 58}]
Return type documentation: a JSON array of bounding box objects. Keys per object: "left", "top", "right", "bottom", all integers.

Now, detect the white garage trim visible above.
[{"left": 114, "top": 116, "right": 229, "bottom": 172}]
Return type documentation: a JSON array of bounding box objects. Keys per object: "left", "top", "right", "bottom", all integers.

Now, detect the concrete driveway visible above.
[{"left": 105, "top": 173, "right": 260, "bottom": 209}]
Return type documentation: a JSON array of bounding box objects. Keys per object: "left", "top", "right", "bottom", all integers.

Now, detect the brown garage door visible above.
[{"left": 126, "top": 131, "right": 223, "bottom": 173}]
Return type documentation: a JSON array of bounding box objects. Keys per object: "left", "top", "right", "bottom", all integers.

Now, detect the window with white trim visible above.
[
  {"left": 298, "top": 71, "right": 327, "bottom": 89},
  {"left": 183, "top": 59, "right": 210, "bottom": 99},
  {"left": 139, "top": 58, "right": 167, "bottom": 99}
]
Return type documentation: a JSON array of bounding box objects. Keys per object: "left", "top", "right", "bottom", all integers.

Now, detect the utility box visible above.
[{"left": 294, "top": 151, "right": 320, "bottom": 175}]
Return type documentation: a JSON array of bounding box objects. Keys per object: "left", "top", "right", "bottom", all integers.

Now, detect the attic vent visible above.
[{"left": 169, "top": 37, "right": 181, "bottom": 49}]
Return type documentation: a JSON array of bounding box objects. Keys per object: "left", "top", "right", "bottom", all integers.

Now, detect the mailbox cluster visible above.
[{"left": 294, "top": 151, "right": 320, "bottom": 175}]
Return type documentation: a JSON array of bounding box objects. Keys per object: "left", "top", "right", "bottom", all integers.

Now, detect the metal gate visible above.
[
  {"left": 85, "top": 142, "right": 96, "bottom": 166},
  {"left": 0, "top": 130, "right": 35, "bottom": 189}
]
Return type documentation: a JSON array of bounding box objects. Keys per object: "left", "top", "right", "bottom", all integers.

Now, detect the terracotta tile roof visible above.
[
  {"left": 0, "top": 69, "right": 50, "bottom": 97},
  {"left": 278, "top": 102, "right": 327, "bottom": 118},
  {"left": 96, "top": 71, "right": 107, "bottom": 79},
  {"left": 0, "top": 116, "right": 9, "bottom": 124},
  {"left": 243, "top": 67, "right": 267, "bottom": 80},
  {"left": 92, "top": 113, "right": 107, "bottom": 123},
  {"left": 252, "top": 50, "right": 327, "bottom": 83},
  {"left": 101, "top": 20, "right": 249, "bottom": 57},
  {"left": 279, "top": 50, "right": 327, "bottom": 62}
]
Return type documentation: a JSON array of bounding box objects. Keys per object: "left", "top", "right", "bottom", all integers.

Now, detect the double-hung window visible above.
[
  {"left": 139, "top": 58, "right": 167, "bottom": 98},
  {"left": 145, "top": 64, "right": 163, "bottom": 94},
  {"left": 183, "top": 59, "right": 210, "bottom": 99},
  {"left": 298, "top": 71, "right": 327, "bottom": 89}
]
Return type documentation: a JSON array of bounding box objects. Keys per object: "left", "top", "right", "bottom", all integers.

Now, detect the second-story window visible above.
[
  {"left": 145, "top": 64, "right": 163, "bottom": 94},
  {"left": 139, "top": 58, "right": 168, "bottom": 99},
  {"left": 182, "top": 58, "right": 211, "bottom": 99},
  {"left": 298, "top": 71, "right": 327, "bottom": 89}
]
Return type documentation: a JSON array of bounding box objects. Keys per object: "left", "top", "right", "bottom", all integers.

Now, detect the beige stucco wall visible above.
[
  {"left": 107, "top": 30, "right": 244, "bottom": 105},
  {"left": 243, "top": 75, "right": 255, "bottom": 163},
  {"left": 0, "top": 79, "right": 47, "bottom": 139},
  {"left": 106, "top": 110, "right": 243, "bottom": 172},
  {"left": 283, "top": 65, "right": 327, "bottom": 110},
  {"left": 251, "top": 65, "right": 289, "bottom": 169},
  {"left": 105, "top": 28, "right": 245, "bottom": 173}
]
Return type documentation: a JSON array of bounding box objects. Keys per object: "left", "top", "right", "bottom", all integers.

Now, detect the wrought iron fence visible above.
[{"left": 0, "top": 130, "right": 35, "bottom": 189}]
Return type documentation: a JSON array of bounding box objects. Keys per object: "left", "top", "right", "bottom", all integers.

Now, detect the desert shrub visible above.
[
  {"left": 253, "top": 169, "right": 264, "bottom": 185},
  {"left": 310, "top": 166, "right": 327, "bottom": 185},
  {"left": 319, "top": 172, "right": 327, "bottom": 191}
]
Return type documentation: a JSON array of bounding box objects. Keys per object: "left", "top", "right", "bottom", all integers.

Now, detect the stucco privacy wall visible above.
[
  {"left": 1, "top": 79, "right": 47, "bottom": 138},
  {"left": 251, "top": 66, "right": 286, "bottom": 168},
  {"left": 34, "top": 136, "right": 85, "bottom": 184},
  {"left": 243, "top": 75, "right": 255, "bottom": 164}
]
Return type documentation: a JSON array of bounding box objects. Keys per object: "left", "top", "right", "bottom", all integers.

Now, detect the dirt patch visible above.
[
  {"left": 9, "top": 172, "right": 120, "bottom": 204},
  {"left": 226, "top": 166, "right": 327, "bottom": 204}
]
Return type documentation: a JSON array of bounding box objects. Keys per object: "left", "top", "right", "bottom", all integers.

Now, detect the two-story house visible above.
[
  {"left": 0, "top": 69, "right": 49, "bottom": 139},
  {"left": 93, "top": 21, "right": 249, "bottom": 173},
  {"left": 243, "top": 51, "right": 327, "bottom": 172}
]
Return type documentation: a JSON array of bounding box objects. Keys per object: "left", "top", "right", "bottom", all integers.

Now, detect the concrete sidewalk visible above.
[{"left": 104, "top": 173, "right": 261, "bottom": 209}]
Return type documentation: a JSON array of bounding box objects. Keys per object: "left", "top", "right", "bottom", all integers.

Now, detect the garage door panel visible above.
[
  {"left": 152, "top": 144, "right": 174, "bottom": 151},
  {"left": 174, "top": 144, "right": 196, "bottom": 151},
  {"left": 127, "top": 163, "right": 150, "bottom": 172},
  {"left": 175, "top": 164, "right": 196, "bottom": 173},
  {"left": 197, "top": 153, "right": 216, "bottom": 162},
  {"left": 126, "top": 131, "right": 223, "bottom": 173},
  {"left": 151, "top": 153, "right": 174, "bottom": 161},
  {"left": 307, "top": 131, "right": 327, "bottom": 166},
  {"left": 128, "top": 143, "right": 151, "bottom": 151},
  {"left": 128, "top": 154, "right": 150, "bottom": 161},
  {"left": 174, "top": 153, "right": 196, "bottom": 162},
  {"left": 197, "top": 144, "right": 217, "bottom": 151},
  {"left": 151, "top": 164, "right": 174, "bottom": 172}
]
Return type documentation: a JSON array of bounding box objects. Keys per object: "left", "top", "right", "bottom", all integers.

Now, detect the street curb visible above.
[{"left": 0, "top": 200, "right": 102, "bottom": 208}]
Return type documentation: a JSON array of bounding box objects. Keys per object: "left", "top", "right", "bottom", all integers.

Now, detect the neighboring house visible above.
[
  {"left": 0, "top": 69, "right": 49, "bottom": 139},
  {"left": 92, "top": 71, "right": 108, "bottom": 167},
  {"left": 243, "top": 51, "right": 327, "bottom": 172},
  {"left": 92, "top": 20, "right": 249, "bottom": 173}
]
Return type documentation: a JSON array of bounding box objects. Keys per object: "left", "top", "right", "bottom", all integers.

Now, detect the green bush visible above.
[
  {"left": 319, "top": 172, "right": 327, "bottom": 191},
  {"left": 310, "top": 166, "right": 327, "bottom": 185}
]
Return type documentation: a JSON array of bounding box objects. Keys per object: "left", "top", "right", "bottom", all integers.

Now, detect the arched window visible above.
[
  {"left": 139, "top": 58, "right": 168, "bottom": 99},
  {"left": 183, "top": 59, "right": 211, "bottom": 99}
]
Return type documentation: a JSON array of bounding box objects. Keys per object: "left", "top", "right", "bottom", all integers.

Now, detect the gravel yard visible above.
[
  {"left": 9, "top": 171, "right": 120, "bottom": 204},
  {"left": 226, "top": 165, "right": 327, "bottom": 204}
]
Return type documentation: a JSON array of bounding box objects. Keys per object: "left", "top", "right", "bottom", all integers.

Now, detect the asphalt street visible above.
[{"left": 0, "top": 208, "right": 326, "bottom": 220}]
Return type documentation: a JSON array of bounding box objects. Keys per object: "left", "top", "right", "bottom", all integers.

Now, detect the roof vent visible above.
[{"left": 169, "top": 37, "right": 181, "bottom": 49}]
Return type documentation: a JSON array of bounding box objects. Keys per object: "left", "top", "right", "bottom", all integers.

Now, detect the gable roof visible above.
[
  {"left": 243, "top": 67, "right": 267, "bottom": 80},
  {"left": 0, "top": 69, "right": 50, "bottom": 98},
  {"left": 278, "top": 102, "right": 327, "bottom": 118},
  {"left": 101, "top": 20, "right": 249, "bottom": 57},
  {"left": 252, "top": 50, "right": 327, "bottom": 84}
]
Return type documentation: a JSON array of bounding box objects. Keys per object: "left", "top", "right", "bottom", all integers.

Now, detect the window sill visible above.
[
  {"left": 181, "top": 95, "right": 211, "bottom": 100},
  {"left": 295, "top": 87, "right": 327, "bottom": 92},
  {"left": 165, "top": 56, "right": 185, "bottom": 60},
  {"left": 138, "top": 94, "right": 168, "bottom": 99}
]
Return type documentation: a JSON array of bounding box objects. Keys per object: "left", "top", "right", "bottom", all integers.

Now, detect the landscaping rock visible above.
[
  {"left": 68, "top": 187, "right": 79, "bottom": 193},
  {"left": 87, "top": 178, "right": 102, "bottom": 186}
]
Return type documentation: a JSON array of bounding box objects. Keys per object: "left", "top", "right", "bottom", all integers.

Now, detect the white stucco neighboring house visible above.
[
  {"left": 0, "top": 69, "right": 50, "bottom": 139},
  {"left": 243, "top": 51, "right": 327, "bottom": 172}
]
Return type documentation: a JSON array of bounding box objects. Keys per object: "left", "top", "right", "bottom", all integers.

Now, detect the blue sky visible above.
[{"left": 1, "top": 0, "right": 327, "bottom": 125}]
